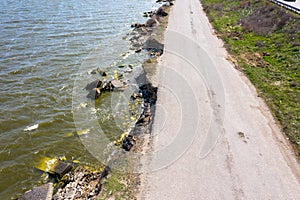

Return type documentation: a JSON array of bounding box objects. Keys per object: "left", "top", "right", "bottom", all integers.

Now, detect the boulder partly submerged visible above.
[
  {"left": 35, "top": 156, "right": 72, "bottom": 177},
  {"left": 86, "top": 79, "right": 126, "bottom": 100}
]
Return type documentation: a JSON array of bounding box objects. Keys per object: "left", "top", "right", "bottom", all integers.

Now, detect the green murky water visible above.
[{"left": 0, "top": 0, "right": 155, "bottom": 198}]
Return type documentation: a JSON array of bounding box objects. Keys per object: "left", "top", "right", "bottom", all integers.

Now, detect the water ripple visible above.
[{"left": 0, "top": 0, "right": 156, "bottom": 198}]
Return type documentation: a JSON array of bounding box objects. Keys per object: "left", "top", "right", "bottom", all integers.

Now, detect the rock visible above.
[
  {"left": 35, "top": 156, "right": 72, "bottom": 176},
  {"left": 86, "top": 79, "right": 117, "bottom": 99},
  {"left": 292, "top": 42, "right": 300, "bottom": 47},
  {"left": 100, "top": 80, "right": 114, "bottom": 92},
  {"left": 136, "top": 103, "right": 151, "bottom": 126},
  {"left": 256, "top": 41, "right": 264, "bottom": 48},
  {"left": 136, "top": 115, "right": 150, "bottom": 125},
  {"left": 53, "top": 162, "right": 73, "bottom": 176},
  {"left": 122, "top": 135, "right": 135, "bottom": 151},
  {"left": 163, "top": 1, "right": 173, "bottom": 6},
  {"left": 151, "top": 51, "right": 163, "bottom": 57},
  {"left": 132, "top": 42, "right": 143, "bottom": 48},
  {"left": 87, "top": 88, "right": 101, "bottom": 99},
  {"left": 156, "top": 7, "right": 168, "bottom": 17},
  {"left": 139, "top": 83, "right": 158, "bottom": 105},
  {"left": 100, "top": 166, "right": 110, "bottom": 180},
  {"left": 95, "top": 165, "right": 111, "bottom": 194},
  {"left": 238, "top": 132, "right": 248, "bottom": 143},
  {"left": 85, "top": 79, "right": 102, "bottom": 90},
  {"left": 147, "top": 11, "right": 155, "bottom": 17},
  {"left": 129, "top": 35, "right": 141, "bottom": 42},
  {"left": 19, "top": 183, "right": 53, "bottom": 200},
  {"left": 145, "top": 18, "right": 157, "bottom": 27},
  {"left": 111, "top": 80, "right": 124, "bottom": 88},
  {"left": 131, "top": 92, "right": 143, "bottom": 100},
  {"left": 91, "top": 68, "right": 102, "bottom": 74},
  {"left": 125, "top": 68, "right": 133, "bottom": 73},
  {"left": 143, "top": 12, "right": 148, "bottom": 17},
  {"left": 131, "top": 23, "right": 145, "bottom": 28},
  {"left": 238, "top": 132, "right": 245, "bottom": 138},
  {"left": 157, "top": 0, "right": 174, "bottom": 5},
  {"left": 140, "top": 26, "right": 149, "bottom": 35},
  {"left": 144, "top": 37, "right": 164, "bottom": 55},
  {"left": 90, "top": 68, "right": 107, "bottom": 76},
  {"left": 290, "top": 82, "right": 298, "bottom": 88}
]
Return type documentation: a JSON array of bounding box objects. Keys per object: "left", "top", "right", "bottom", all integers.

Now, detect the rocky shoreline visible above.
[{"left": 19, "top": 1, "right": 174, "bottom": 199}]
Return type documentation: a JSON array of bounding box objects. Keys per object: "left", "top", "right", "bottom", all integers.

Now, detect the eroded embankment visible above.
[{"left": 19, "top": 1, "right": 174, "bottom": 199}]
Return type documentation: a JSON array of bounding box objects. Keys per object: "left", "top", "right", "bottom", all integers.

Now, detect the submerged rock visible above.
[
  {"left": 143, "top": 12, "right": 149, "bottom": 17},
  {"left": 35, "top": 156, "right": 72, "bottom": 176},
  {"left": 87, "top": 88, "right": 101, "bottom": 99},
  {"left": 85, "top": 79, "right": 116, "bottom": 99},
  {"left": 85, "top": 79, "right": 102, "bottom": 90},
  {"left": 90, "top": 68, "right": 107, "bottom": 76}
]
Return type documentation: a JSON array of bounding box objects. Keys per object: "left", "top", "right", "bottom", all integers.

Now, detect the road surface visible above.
[
  {"left": 270, "top": 0, "right": 300, "bottom": 14},
  {"left": 138, "top": 0, "right": 300, "bottom": 199}
]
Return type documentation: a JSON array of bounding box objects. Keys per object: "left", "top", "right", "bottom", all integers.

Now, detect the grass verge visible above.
[{"left": 200, "top": 0, "right": 300, "bottom": 154}]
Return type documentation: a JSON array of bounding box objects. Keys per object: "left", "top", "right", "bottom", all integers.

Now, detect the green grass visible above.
[
  {"left": 98, "top": 170, "right": 136, "bottom": 200},
  {"left": 201, "top": 0, "right": 300, "bottom": 154}
]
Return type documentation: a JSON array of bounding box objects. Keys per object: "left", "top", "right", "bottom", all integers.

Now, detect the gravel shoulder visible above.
[{"left": 138, "top": 0, "right": 300, "bottom": 199}]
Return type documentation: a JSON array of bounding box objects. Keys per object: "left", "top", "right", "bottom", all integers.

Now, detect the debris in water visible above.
[
  {"left": 24, "top": 124, "right": 39, "bottom": 131},
  {"left": 77, "top": 129, "right": 90, "bottom": 136},
  {"left": 35, "top": 156, "right": 72, "bottom": 176},
  {"left": 64, "top": 132, "right": 74, "bottom": 137}
]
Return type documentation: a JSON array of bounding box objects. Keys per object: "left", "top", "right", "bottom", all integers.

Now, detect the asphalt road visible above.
[{"left": 138, "top": 0, "right": 300, "bottom": 199}]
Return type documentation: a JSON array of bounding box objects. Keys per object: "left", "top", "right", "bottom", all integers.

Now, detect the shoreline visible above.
[{"left": 19, "top": 1, "right": 174, "bottom": 199}]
